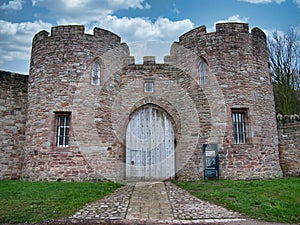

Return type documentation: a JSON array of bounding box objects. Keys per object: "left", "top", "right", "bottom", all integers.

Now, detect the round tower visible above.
[
  {"left": 23, "top": 25, "right": 130, "bottom": 181},
  {"left": 169, "top": 22, "right": 282, "bottom": 179}
]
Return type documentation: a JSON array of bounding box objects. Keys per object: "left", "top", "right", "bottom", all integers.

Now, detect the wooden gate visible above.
[{"left": 126, "top": 106, "right": 175, "bottom": 180}]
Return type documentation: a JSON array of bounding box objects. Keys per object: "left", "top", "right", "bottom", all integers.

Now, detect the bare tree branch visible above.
[{"left": 268, "top": 28, "right": 300, "bottom": 114}]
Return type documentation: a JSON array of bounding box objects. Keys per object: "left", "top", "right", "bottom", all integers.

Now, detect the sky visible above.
[{"left": 0, "top": 0, "right": 299, "bottom": 74}]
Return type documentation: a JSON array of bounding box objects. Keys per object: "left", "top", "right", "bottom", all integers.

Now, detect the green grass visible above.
[
  {"left": 0, "top": 180, "right": 122, "bottom": 224},
  {"left": 174, "top": 177, "right": 300, "bottom": 223}
]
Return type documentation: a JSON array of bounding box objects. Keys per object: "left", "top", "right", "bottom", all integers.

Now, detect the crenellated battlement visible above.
[
  {"left": 216, "top": 22, "right": 249, "bottom": 34},
  {"left": 178, "top": 22, "right": 266, "bottom": 48},
  {"left": 251, "top": 27, "right": 267, "bottom": 41},
  {"left": 93, "top": 27, "right": 121, "bottom": 43},
  {"left": 32, "top": 25, "right": 121, "bottom": 46},
  {"left": 51, "top": 25, "right": 85, "bottom": 36},
  {"left": 32, "top": 30, "right": 49, "bottom": 43},
  {"left": 179, "top": 23, "right": 251, "bottom": 44},
  {"left": 30, "top": 25, "right": 126, "bottom": 82},
  {"left": 178, "top": 25, "right": 207, "bottom": 43}
]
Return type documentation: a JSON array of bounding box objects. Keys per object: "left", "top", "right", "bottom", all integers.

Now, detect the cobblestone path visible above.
[
  {"left": 71, "top": 184, "right": 134, "bottom": 220},
  {"left": 70, "top": 181, "right": 245, "bottom": 224},
  {"left": 165, "top": 182, "right": 241, "bottom": 220}
]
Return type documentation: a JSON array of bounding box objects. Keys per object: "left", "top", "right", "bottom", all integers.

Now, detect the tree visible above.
[{"left": 268, "top": 28, "right": 300, "bottom": 115}]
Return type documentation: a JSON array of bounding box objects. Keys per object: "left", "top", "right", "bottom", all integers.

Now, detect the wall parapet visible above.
[
  {"left": 175, "top": 22, "right": 268, "bottom": 68},
  {"left": 32, "top": 25, "right": 121, "bottom": 46},
  {"left": 277, "top": 114, "right": 300, "bottom": 176},
  {"left": 179, "top": 22, "right": 252, "bottom": 44},
  {"left": 216, "top": 22, "right": 249, "bottom": 34},
  {"left": 179, "top": 25, "right": 207, "bottom": 43},
  {"left": 0, "top": 71, "right": 28, "bottom": 180},
  {"left": 251, "top": 27, "right": 267, "bottom": 41},
  {"left": 32, "top": 30, "right": 49, "bottom": 44},
  {"left": 277, "top": 113, "right": 300, "bottom": 121},
  {"left": 51, "top": 25, "right": 85, "bottom": 36}
]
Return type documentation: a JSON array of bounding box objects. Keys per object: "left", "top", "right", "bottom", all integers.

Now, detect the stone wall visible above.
[
  {"left": 277, "top": 115, "right": 300, "bottom": 176},
  {"left": 0, "top": 71, "right": 28, "bottom": 179}
]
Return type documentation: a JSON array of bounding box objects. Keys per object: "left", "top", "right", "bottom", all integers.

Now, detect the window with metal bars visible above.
[
  {"left": 232, "top": 110, "right": 247, "bottom": 144},
  {"left": 144, "top": 82, "right": 154, "bottom": 93},
  {"left": 91, "top": 62, "right": 100, "bottom": 85},
  {"left": 199, "top": 58, "right": 208, "bottom": 85},
  {"left": 56, "top": 113, "right": 70, "bottom": 147}
]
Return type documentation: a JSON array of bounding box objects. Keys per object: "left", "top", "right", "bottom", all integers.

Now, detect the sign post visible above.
[{"left": 203, "top": 144, "right": 219, "bottom": 180}]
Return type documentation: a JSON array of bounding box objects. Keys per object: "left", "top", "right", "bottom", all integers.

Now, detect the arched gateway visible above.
[{"left": 126, "top": 106, "right": 175, "bottom": 180}]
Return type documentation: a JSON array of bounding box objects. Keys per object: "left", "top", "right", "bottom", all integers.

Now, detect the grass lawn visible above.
[
  {"left": 174, "top": 177, "right": 300, "bottom": 224},
  {"left": 0, "top": 180, "right": 122, "bottom": 224}
]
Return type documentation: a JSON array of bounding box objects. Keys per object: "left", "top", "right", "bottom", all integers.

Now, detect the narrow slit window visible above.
[
  {"left": 144, "top": 82, "right": 154, "bottom": 93},
  {"left": 56, "top": 113, "right": 70, "bottom": 147},
  {"left": 232, "top": 111, "right": 247, "bottom": 144},
  {"left": 91, "top": 62, "right": 100, "bottom": 85},
  {"left": 199, "top": 59, "right": 208, "bottom": 85}
]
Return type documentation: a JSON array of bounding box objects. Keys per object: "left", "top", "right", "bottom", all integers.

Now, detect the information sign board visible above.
[{"left": 203, "top": 144, "right": 219, "bottom": 180}]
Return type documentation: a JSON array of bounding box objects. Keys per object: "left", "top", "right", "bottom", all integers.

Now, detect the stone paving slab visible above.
[{"left": 126, "top": 182, "right": 173, "bottom": 220}]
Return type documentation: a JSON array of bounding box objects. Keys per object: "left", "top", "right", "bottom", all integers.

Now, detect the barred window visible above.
[
  {"left": 91, "top": 62, "right": 100, "bottom": 85},
  {"left": 199, "top": 59, "right": 208, "bottom": 85},
  {"left": 56, "top": 113, "right": 70, "bottom": 147},
  {"left": 232, "top": 110, "right": 247, "bottom": 144},
  {"left": 144, "top": 82, "right": 154, "bottom": 93}
]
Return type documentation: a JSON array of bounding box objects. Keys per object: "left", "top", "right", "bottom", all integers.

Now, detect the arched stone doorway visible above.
[{"left": 126, "top": 105, "right": 175, "bottom": 180}]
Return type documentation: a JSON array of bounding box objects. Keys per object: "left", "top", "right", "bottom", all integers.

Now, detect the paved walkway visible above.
[
  {"left": 48, "top": 181, "right": 294, "bottom": 224},
  {"left": 126, "top": 182, "right": 173, "bottom": 220},
  {"left": 67, "top": 181, "right": 248, "bottom": 224}
]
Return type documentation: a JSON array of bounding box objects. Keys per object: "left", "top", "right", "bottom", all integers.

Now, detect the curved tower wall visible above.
[
  {"left": 167, "top": 23, "right": 282, "bottom": 179},
  {"left": 23, "top": 25, "right": 130, "bottom": 180}
]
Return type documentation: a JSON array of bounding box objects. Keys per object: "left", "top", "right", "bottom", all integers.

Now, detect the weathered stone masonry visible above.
[
  {"left": 277, "top": 115, "right": 300, "bottom": 176},
  {"left": 1, "top": 22, "right": 295, "bottom": 181},
  {"left": 0, "top": 71, "right": 27, "bottom": 179}
]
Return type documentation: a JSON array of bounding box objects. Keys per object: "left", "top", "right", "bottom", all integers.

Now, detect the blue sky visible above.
[{"left": 0, "top": 0, "right": 299, "bottom": 74}]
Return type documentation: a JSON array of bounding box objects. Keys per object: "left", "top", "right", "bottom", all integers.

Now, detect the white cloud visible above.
[
  {"left": 294, "top": 0, "right": 300, "bottom": 7},
  {"left": 0, "top": 0, "right": 23, "bottom": 11},
  {"left": 172, "top": 7, "right": 180, "bottom": 15},
  {"left": 238, "top": 0, "right": 285, "bottom": 3},
  {"left": 30, "top": 0, "right": 193, "bottom": 45},
  {"left": 31, "top": 0, "right": 147, "bottom": 9},
  {"left": 0, "top": 20, "right": 52, "bottom": 70},
  {"left": 92, "top": 16, "right": 193, "bottom": 63},
  {"left": 215, "top": 14, "right": 249, "bottom": 25},
  {"left": 95, "top": 16, "right": 194, "bottom": 42},
  {"left": 128, "top": 40, "right": 172, "bottom": 63},
  {"left": 31, "top": 0, "right": 151, "bottom": 24},
  {"left": 144, "top": 2, "right": 151, "bottom": 9}
]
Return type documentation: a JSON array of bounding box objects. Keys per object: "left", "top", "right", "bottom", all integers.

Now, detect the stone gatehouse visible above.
[{"left": 0, "top": 22, "right": 285, "bottom": 181}]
